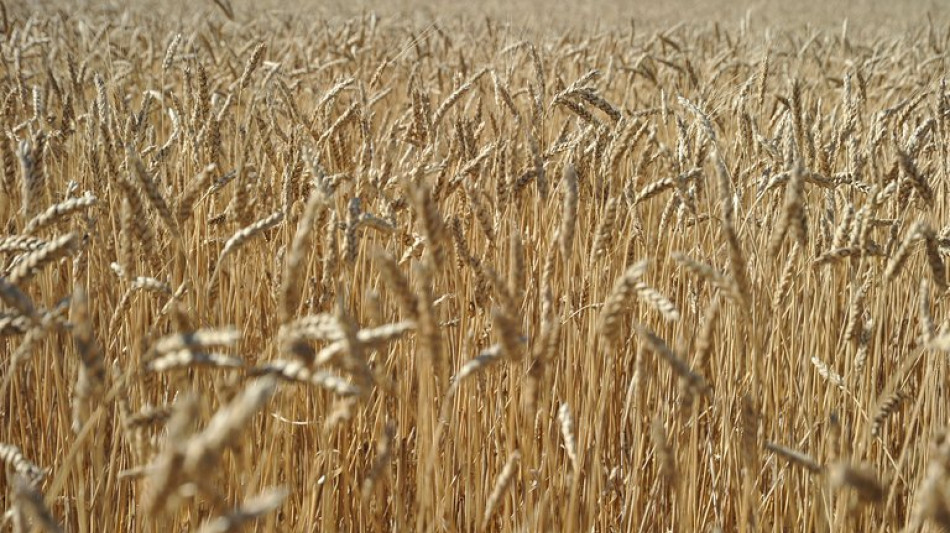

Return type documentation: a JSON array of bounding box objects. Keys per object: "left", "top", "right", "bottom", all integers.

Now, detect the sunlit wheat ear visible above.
[
  {"left": 122, "top": 404, "right": 174, "bottom": 432},
  {"left": 0, "top": 313, "right": 31, "bottom": 335},
  {"left": 0, "top": 276, "right": 36, "bottom": 319},
  {"left": 127, "top": 146, "right": 179, "bottom": 238},
  {"left": 672, "top": 252, "right": 740, "bottom": 303},
  {"left": 465, "top": 182, "right": 496, "bottom": 245},
  {"left": 361, "top": 421, "right": 396, "bottom": 500},
  {"left": 149, "top": 327, "right": 241, "bottom": 357},
  {"left": 508, "top": 228, "right": 525, "bottom": 304},
  {"left": 694, "top": 296, "right": 720, "bottom": 375},
  {"left": 598, "top": 259, "right": 649, "bottom": 343},
  {"left": 634, "top": 323, "right": 709, "bottom": 398},
  {"left": 810, "top": 355, "right": 846, "bottom": 391},
  {"left": 449, "top": 343, "right": 504, "bottom": 396},
  {"left": 411, "top": 182, "right": 448, "bottom": 270},
  {"left": 116, "top": 176, "right": 162, "bottom": 273},
  {"left": 769, "top": 162, "right": 807, "bottom": 256},
  {"left": 897, "top": 150, "right": 935, "bottom": 208},
  {"left": 633, "top": 281, "right": 680, "bottom": 322},
  {"left": 723, "top": 222, "right": 751, "bottom": 307},
  {"left": 765, "top": 441, "right": 823, "bottom": 473},
  {"left": 280, "top": 189, "right": 326, "bottom": 322},
  {"left": 482, "top": 450, "right": 520, "bottom": 529},
  {"left": 251, "top": 359, "right": 361, "bottom": 397},
  {"left": 842, "top": 275, "right": 870, "bottom": 343},
  {"left": 919, "top": 278, "right": 936, "bottom": 345},
  {"left": 920, "top": 224, "right": 947, "bottom": 292},
  {"left": 884, "top": 220, "right": 923, "bottom": 282},
  {"left": 13, "top": 474, "right": 63, "bottom": 533},
  {"left": 634, "top": 175, "right": 677, "bottom": 206},
  {"left": 412, "top": 263, "right": 445, "bottom": 385},
  {"left": 142, "top": 390, "right": 201, "bottom": 515},
  {"left": 431, "top": 67, "right": 488, "bottom": 128},
  {"left": 492, "top": 306, "right": 524, "bottom": 360},
  {"left": 0, "top": 443, "right": 45, "bottom": 486},
  {"left": 209, "top": 210, "right": 284, "bottom": 289},
  {"left": 236, "top": 42, "right": 266, "bottom": 91},
  {"left": 740, "top": 395, "right": 761, "bottom": 471},
  {"left": 477, "top": 262, "right": 516, "bottom": 313},
  {"left": 771, "top": 242, "right": 798, "bottom": 312},
  {"left": 0, "top": 127, "right": 15, "bottom": 194},
  {"left": 651, "top": 416, "right": 675, "bottom": 488},
  {"left": 0, "top": 235, "right": 48, "bottom": 254},
  {"left": 195, "top": 487, "right": 288, "bottom": 533},
  {"left": 829, "top": 461, "right": 885, "bottom": 504},
  {"left": 589, "top": 196, "right": 619, "bottom": 265},
  {"left": 0, "top": 303, "right": 67, "bottom": 396},
  {"left": 559, "top": 163, "right": 579, "bottom": 262},
  {"left": 176, "top": 164, "right": 216, "bottom": 225},
  {"left": 162, "top": 33, "right": 182, "bottom": 72},
  {"left": 22, "top": 192, "right": 96, "bottom": 236},
  {"left": 70, "top": 287, "right": 106, "bottom": 432},
  {"left": 183, "top": 377, "right": 277, "bottom": 475},
  {"left": 558, "top": 403, "right": 580, "bottom": 473},
  {"left": 374, "top": 247, "right": 419, "bottom": 318},
  {"left": 145, "top": 350, "right": 244, "bottom": 373},
  {"left": 909, "top": 433, "right": 950, "bottom": 531},
  {"left": 342, "top": 197, "right": 362, "bottom": 264},
  {"left": 18, "top": 133, "right": 47, "bottom": 219},
  {"left": 870, "top": 387, "right": 910, "bottom": 437},
  {"left": 449, "top": 215, "right": 473, "bottom": 268},
  {"left": 8, "top": 232, "right": 80, "bottom": 286},
  {"left": 832, "top": 204, "right": 855, "bottom": 249}
]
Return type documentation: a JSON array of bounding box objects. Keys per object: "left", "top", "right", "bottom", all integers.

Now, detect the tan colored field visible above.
[{"left": 3, "top": 1, "right": 950, "bottom": 531}]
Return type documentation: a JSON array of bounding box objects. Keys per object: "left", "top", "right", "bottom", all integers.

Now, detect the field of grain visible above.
[{"left": 2, "top": 1, "right": 950, "bottom": 531}]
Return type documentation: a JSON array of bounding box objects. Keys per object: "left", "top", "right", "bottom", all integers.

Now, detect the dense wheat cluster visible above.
[{"left": 3, "top": 1, "right": 950, "bottom": 531}]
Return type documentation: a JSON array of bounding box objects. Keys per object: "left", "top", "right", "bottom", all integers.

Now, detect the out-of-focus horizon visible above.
[{"left": 60, "top": 0, "right": 948, "bottom": 31}]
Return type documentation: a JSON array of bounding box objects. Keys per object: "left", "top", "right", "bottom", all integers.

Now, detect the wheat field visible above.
[{"left": 2, "top": 0, "right": 950, "bottom": 531}]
